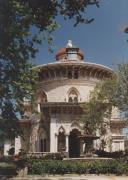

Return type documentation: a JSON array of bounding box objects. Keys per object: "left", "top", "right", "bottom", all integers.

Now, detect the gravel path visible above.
[{"left": 10, "top": 174, "right": 128, "bottom": 180}]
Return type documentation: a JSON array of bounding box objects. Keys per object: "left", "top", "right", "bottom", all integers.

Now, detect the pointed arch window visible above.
[
  {"left": 40, "top": 138, "right": 47, "bottom": 152},
  {"left": 39, "top": 129, "right": 47, "bottom": 152},
  {"left": 58, "top": 126, "right": 66, "bottom": 152},
  {"left": 68, "top": 89, "right": 79, "bottom": 103}
]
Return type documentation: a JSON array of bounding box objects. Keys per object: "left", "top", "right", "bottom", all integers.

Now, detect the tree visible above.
[
  {"left": 0, "top": 0, "right": 100, "bottom": 140},
  {"left": 81, "top": 79, "right": 115, "bottom": 150},
  {"left": 81, "top": 64, "right": 128, "bottom": 140},
  {"left": 124, "top": 26, "right": 128, "bottom": 42},
  {"left": 115, "top": 64, "right": 128, "bottom": 114},
  {"left": 81, "top": 77, "right": 116, "bottom": 151}
]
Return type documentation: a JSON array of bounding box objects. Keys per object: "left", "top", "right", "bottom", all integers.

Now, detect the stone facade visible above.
[{"left": 4, "top": 41, "right": 125, "bottom": 157}]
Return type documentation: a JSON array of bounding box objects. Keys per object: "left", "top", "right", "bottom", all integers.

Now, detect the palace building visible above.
[{"left": 4, "top": 41, "right": 125, "bottom": 157}]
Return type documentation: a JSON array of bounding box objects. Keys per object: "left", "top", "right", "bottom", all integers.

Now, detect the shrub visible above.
[
  {"left": 95, "top": 150, "right": 124, "bottom": 158},
  {"left": 75, "top": 162, "right": 87, "bottom": 174},
  {"left": 28, "top": 152, "right": 63, "bottom": 163},
  {"left": 30, "top": 159, "right": 128, "bottom": 175}
]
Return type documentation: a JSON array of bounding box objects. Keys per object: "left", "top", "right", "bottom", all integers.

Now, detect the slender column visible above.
[
  {"left": 63, "top": 67, "right": 66, "bottom": 78},
  {"left": 66, "top": 66, "right": 68, "bottom": 78},
  {"left": 50, "top": 116, "right": 57, "bottom": 152},
  {"left": 60, "top": 69, "right": 64, "bottom": 79},
  {"left": 37, "top": 103, "right": 41, "bottom": 113},
  {"left": 54, "top": 69, "right": 57, "bottom": 79},
  {"left": 55, "top": 133, "right": 58, "bottom": 152},
  {"left": 78, "top": 66, "right": 81, "bottom": 78},
  {"left": 72, "top": 66, "right": 74, "bottom": 79},
  {"left": 80, "top": 139, "right": 84, "bottom": 157},
  {"left": 65, "top": 134, "right": 69, "bottom": 157},
  {"left": 15, "top": 136, "right": 21, "bottom": 155},
  {"left": 47, "top": 69, "right": 50, "bottom": 79},
  {"left": 65, "top": 134, "right": 69, "bottom": 152}
]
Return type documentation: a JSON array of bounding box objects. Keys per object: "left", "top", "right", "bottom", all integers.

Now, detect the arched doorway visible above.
[{"left": 69, "top": 129, "right": 81, "bottom": 158}]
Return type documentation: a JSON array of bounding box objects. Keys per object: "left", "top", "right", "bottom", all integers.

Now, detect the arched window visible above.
[
  {"left": 38, "top": 129, "right": 47, "bottom": 152},
  {"left": 68, "top": 89, "right": 78, "bottom": 103},
  {"left": 68, "top": 97, "right": 73, "bottom": 102},
  {"left": 40, "top": 138, "right": 47, "bottom": 152},
  {"left": 74, "top": 96, "right": 78, "bottom": 102},
  {"left": 58, "top": 126, "right": 66, "bottom": 152}
]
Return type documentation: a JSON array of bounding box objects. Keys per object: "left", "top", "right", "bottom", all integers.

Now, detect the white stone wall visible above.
[
  {"left": 4, "top": 140, "right": 11, "bottom": 156},
  {"left": 39, "top": 79, "right": 96, "bottom": 102},
  {"left": 50, "top": 116, "right": 58, "bottom": 152},
  {"left": 50, "top": 115, "right": 83, "bottom": 153}
]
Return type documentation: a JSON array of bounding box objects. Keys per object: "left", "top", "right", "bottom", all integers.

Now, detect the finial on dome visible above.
[{"left": 66, "top": 40, "right": 73, "bottom": 48}]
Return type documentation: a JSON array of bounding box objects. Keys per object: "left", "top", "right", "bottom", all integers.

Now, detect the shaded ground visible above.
[{"left": 9, "top": 174, "right": 128, "bottom": 180}]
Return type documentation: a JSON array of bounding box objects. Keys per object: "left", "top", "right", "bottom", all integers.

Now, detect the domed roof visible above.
[
  {"left": 56, "top": 48, "right": 66, "bottom": 60},
  {"left": 56, "top": 47, "right": 84, "bottom": 61}
]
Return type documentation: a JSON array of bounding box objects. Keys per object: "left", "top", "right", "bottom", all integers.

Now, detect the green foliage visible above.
[
  {"left": 81, "top": 63, "right": 128, "bottom": 139},
  {"left": 81, "top": 80, "right": 115, "bottom": 136},
  {"left": 91, "top": 63, "right": 128, "bottom": 116},
  {"left": 115, "top": 64, "right": 128, "bottom": 113},
  {"left": 30, "top": 159, "right": 128, "bottom": 175},
  {"left": 95, "top": 150, "right": 125, "bottom": 158}
]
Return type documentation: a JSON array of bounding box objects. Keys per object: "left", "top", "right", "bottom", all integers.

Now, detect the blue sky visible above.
[{"left": 35, "top": 0, "right": 128, "bottom": 69}]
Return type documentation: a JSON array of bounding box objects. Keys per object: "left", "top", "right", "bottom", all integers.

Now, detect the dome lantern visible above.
[{"left": 56, "top": 40, "right": 84, "bottom": 61}]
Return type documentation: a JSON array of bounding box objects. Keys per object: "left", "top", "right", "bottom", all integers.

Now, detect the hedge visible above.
[
  {"left": 30, "top": 160, "right": 128, "bottom": 175},
  {"left": 95, "top": 150, "right": 127, "bottom": 158}
]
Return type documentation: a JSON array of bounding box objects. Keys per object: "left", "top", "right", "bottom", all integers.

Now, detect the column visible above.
[
  {"left": 37, "top": 103, "right": 41, "bottom": 113},
  {"left": 80, "top": 139, "right": 84, "bottom": 157},
  {"left": 65, "top": 134, "right": 69, "bottom": 152},
  {"left": 50, "top": 116, "right": 57, "bottom": 152},
  {"left": 55, "top": 133, "right": 58, "bottom": 152},
  {"left": 15, "top": 136, "right": 21, "bottom": 155}
]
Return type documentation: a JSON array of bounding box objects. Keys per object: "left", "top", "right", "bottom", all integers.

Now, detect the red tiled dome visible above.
[
  {"left": 56, "top": 47, "right": 84, "bottom": 60},
  {"left": 78, "top": 49, "right": 84, "bottom": 60},
  {"left": 56, "top": 48, "right": 66, "bottom": 60}
]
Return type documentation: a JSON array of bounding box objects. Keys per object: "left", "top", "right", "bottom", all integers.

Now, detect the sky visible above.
[{"left": 35, "top": 0, "right": 128, "bottom": 69}]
